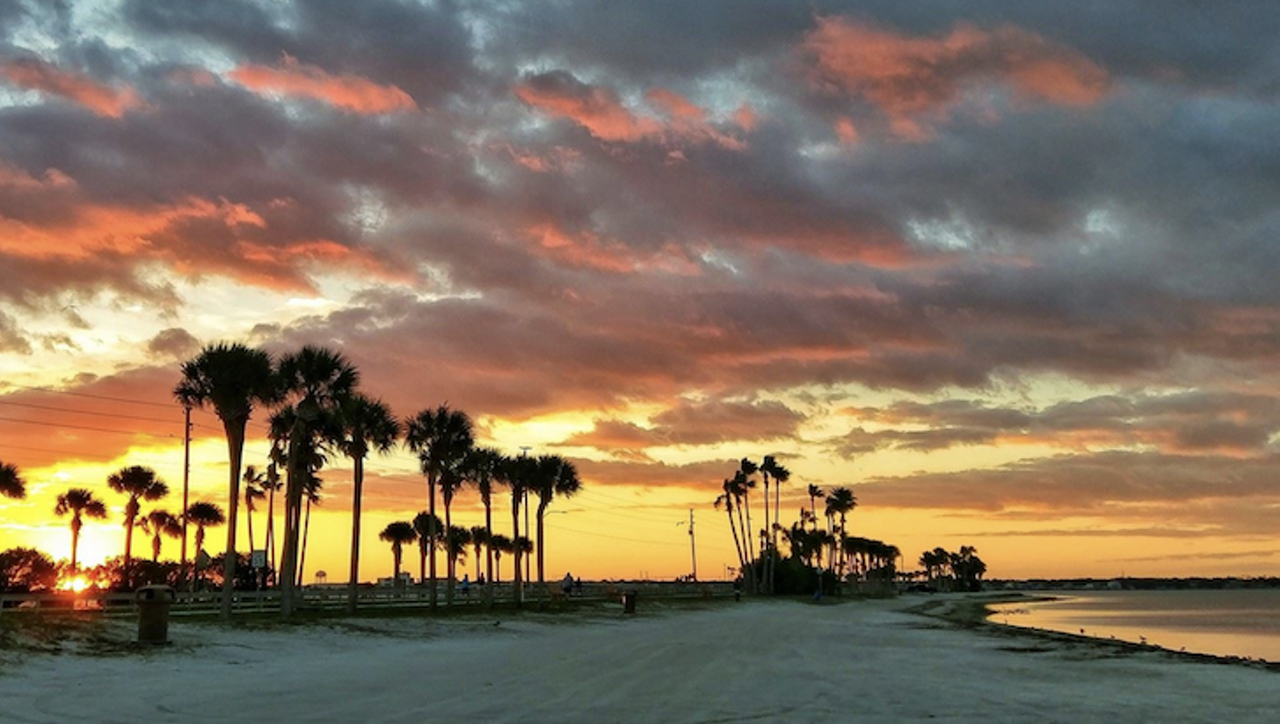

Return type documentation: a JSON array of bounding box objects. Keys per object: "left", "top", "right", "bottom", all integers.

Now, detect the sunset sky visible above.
[{"left": 2, "top": 1, "right": 1280, "bottom": 583}]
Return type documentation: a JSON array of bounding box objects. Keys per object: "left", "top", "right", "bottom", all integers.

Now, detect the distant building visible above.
[{"left": 376, "top": 572, "right": 414, "bottom": 587}]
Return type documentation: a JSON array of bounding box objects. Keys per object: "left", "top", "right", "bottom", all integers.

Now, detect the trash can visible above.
[
  {"left": 621, "top": 590, "right": 638, "bottom": 614},
  {"left": 136, "top": 585, "right": 176, "bottom": 644}
]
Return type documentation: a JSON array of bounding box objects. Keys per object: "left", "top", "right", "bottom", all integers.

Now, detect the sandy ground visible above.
[{"left": 1, "top": 596, "right": 1278, "bottom": 723}]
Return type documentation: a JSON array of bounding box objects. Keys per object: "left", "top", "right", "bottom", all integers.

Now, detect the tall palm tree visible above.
[
  {"left": 825, "top": 487, "right": 857, "bottom": 578},
  {"left": 760, "top": 457, "right": 790, "bottom": 595},
  {"left": 714, "top": 479, "right": 747, "bottom": 581},
  {"left": 140, "top": 509, "right": 182, "bottom": 563},
  {"left": 489, "top": 533, "right": 512, "bottom": 583},
  {"left": 242, "top": 465, "right": 265, "bottom": 554},
  {"left": 262, "top": 463, "right": 283, "bottom": 580},
  {"left": 465, "top": 447, "right": 504, "bottom": 606},
  {"left": 504, "top": 455, "right": 534, "bottom": 606},
  {"left": 186, "top": 501, "right": 225, "bottom": 587},
  {"left": 404, "top": 405, "right": 474, "bottom": 611},
  {"left": 274, "top": 345, "right": 358, "bottom": 617},
  {"left": 412, "top": 511, "right": 443, "bottom": 590},
  {"left": 0, "top": 461, "right": 26, "bottom": 499},
  {"left": 175, "top": 342, "right": 277, "bottom": 619},
  {"left": 737, "top": 458, "right": 759, "bottom": 559},
  {"left": 807, "top": 484, "right": 823, "bottom": 531},
  {"left": 335, "top": 393, "right": 400, "bottom": 613},
  {"left": 531, "top": 454, "right": 581, "bottom": 590},
  {"left": 54, "top": 488, "right": 108, "bottom": 573},
  {"left": 107, "top": 465, "right": 169, "bottom": 588},
  {"left": 379, "top": 521, "right": 417, "bottom": 588}
]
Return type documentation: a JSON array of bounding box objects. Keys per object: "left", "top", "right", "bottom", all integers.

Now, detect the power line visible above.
[
  {"left": 0, "top": 399, "right": 184, "bottom": 426},
  {"left": 0, "top": 416, "right": 177, "bottom": 438},
  {"left": 2, "top": 382, "right": 175, "bottom": 409}
]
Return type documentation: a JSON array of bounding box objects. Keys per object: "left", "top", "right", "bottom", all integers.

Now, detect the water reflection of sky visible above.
[{"left": 988, "top": 590, "right": 1280, "bottom": 662}]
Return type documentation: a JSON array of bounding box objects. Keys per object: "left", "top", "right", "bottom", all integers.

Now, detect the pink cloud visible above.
[
  {"left": 228, "top": 54, "right": 416, "bottom": 114},
  {"left": 0, "top": 58, "right": 142, "bottom": 118},
  {"left": 803, "top": 18, "right": 1110, "bottom": 138}
]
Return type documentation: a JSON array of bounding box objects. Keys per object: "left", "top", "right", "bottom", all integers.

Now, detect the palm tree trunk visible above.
[
  {"left": 280, "top": 426, "right": 302, "bottom": 617},
  {"left": 444, "top": 493, "right": 454, "bottom": 607},
  {"left": 725, "top": 505, "right": 746, "bottom": 579},
  {"left": 536, "top": 499, "right": 548, "bottom": 588},
  {"left": 247, "top": 498, "right": 256, "bottom": 555},
  {"left": 347, "top": 455, "right": 364, "bottom": 613},
  {"left": 484, "top": 502, "right": 494, "bottom": 607},
  {"left": 266, "top": 488, "right": 276, "bottom": 582},
  {"left": 762, "top": 477, "right": 770, "bottom": 594},
  {"left": 152, "top": 533, "right": 162, "bottom": 563},
  {"left": 123, "top": 511, "right": 135, "bottom": 589},
  {"left": 734, "top": 496, "right": 755, "bottom": 593},
  {"left": 512, "top": 495, "right": 523, "bottom": 608},
  {"left": 418, "top": 543, "right": 426, "bottom": 589},
  {"left": 393, "top": 545, "right": 402, "bottom": 581},
  {"left": 70, "top": 516, "right": 81, "bottom": 573},
  {"left": 221, "top": 420, "right": 246, "bottom": 621},
  {"left": 772, "top": 481, "right": 781, "bottom": 594},
  {"left": 428, "top": 472, "right": 438, "bottom": 611},
  {"left": 297, "top": 495, "right": 313, "bottom": 588}
]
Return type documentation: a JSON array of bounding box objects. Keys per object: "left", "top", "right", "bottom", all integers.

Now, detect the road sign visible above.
[{"left": 251, "top": 550, "right": 267, "bottom": 569}]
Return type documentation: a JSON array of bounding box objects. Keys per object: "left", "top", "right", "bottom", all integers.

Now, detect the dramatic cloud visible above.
[
  {"left": 228, "top": 54, "right": 416, "bottom": 114},
  {"left": 0, "top": 57, "right": 143, "bottom": 118}
]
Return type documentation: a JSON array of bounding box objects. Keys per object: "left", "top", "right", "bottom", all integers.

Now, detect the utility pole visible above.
[{"left": 180, "top": 404, "right": 192, "bottom": 592}]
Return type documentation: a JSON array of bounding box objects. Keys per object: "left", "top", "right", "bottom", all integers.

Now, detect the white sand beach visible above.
[{"left": 2, "top": 596, "right": 1278, "bottom": 723}]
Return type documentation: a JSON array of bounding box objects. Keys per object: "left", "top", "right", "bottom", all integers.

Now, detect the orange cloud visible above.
[
  {"left": 803, "top": 18, "right": 1109, "bottom": 137},
  {"left": 514, "top": 72, "right": 749, "bottom": 149},
  {"left": 228, "top": 54, "right": 416, "bottom": 114},
  {"left": 0, "top": 58, "right": 142, "bottom": 118},
  {"left": 525, "top": 223, "right": 700, "bottom": 275}
]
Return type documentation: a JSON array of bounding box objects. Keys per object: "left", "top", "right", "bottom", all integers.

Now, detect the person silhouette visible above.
[
  {"left": 562, "top": 572, "right": 574, "bottom": 596},
  {"left": 461, "top": 573, "right": 471, "bottom": 597}
]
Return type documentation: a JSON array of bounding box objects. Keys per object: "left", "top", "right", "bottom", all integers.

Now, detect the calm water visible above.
[{"left": 988, "top": 589, "right": 1280, "bottom": 661}]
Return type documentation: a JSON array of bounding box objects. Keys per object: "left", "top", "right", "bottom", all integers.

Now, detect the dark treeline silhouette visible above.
[{"left": 916, "top": 546, "right": 987, "bottom": 592}]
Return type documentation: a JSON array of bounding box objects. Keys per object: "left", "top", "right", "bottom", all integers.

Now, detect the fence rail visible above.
[{"left": 0, "top": 580, "right": 735, "bottom": 616}]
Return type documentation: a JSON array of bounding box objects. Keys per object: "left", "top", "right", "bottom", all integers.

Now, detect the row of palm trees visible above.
[
  {"left": 918, "top": 546, "right": 987, "bottom": 591},
  {"left": 377, "top": 517, "right": 533, "bottom": 590},
  {"left": 714, "top": 456, "right": 864, "bottom": 593},
  {"left": 175, "top": 342, "right": 584, "bottom": 619}
]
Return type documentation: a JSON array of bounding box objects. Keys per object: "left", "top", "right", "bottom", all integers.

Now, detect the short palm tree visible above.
[
  {"left": 447, "top": 525, "right": 471, "bottom": 584},
  {"left": 261, "top": 463, "right": 283, "bottom": 578},
  {"left": 140, "top": 509, "right": 183, "bottom": 563},
  {"left": 825, "top": 487, "right": 857, "bottom": 577},
  {"left": 489, "top": 533, "right": 512, "bottom": 583},
  {"left": 1, "top": 461, "right": 26, "bottom": 499},
  {"left": 187, "top": 502, "right": 226, "bottom": 585},
  {"left": 404, "top": 405, "right": 474, "bottom": 610},
  {"left": 807, "top": 484, "right": 823, "bottom": 531},
  {"left": 379, "top": 521, "right": 417, "bottom": 588},
  {"left": 468, "top": 524, "right": 489, "bottom": 582},
  {"left": 242, "top": 465, "right": 265, "bottom": 554},
  {"left": 107, "top": 465, "right": 169, "bottom": 588},
  {"left": 54, "top": 488, "right": 108, "bottom": 573},
  {"left": 175, "top": 342, "right": 277, "bottom": 618},
  {"left": 336, "top": 393, "right": 400, "bottom": 612}
]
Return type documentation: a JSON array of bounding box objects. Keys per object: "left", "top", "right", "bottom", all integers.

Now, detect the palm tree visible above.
[
  {"left": 439, "top": 466, "right": 469, "bottom": 606},
  {"left": 469, "top": 525, "right": 489, "bottom": 582},
  {"left": 404, "top": 405, "right": 474, "bottom": 611},
  {"left": 412, "top": 511, "right": 443, "bottom": 590},
  {"left": 175, "top": 342, "right": 277, "bottom": 619},
  {"left": 1, "top": 461, "right": 26, "bottom": 499},
  {"left": 379, "top": 521, "right": 417, "bottom": 588},
  {"left": 737, "top": 458, "right": 759, "bottom": 560},
  {"left": 140, "top": 509, "right": 182, "bottom": 563},
  {"left": 186, "top": 501, "right": 226, "bottom": 587},
  {"left": 760, "top": 457, "right": 790, "bottom": 595},
  {"left": 54, "top": 488, "right": 108, "bottom": 574},
  {"left": 446, "top": 525, "right": 471, "bottom": 587},
  {"left": 242, "top": 465, "right": 265, "bottom": 554},
  {"left": 262, "top": 463, "right": 283, "bottom": 580},
  {"left": 107, "top": 465, "right": 169, "bottom": 588},
  {"left": 531, "top": 455, "right": 581, "bottom": 591},
  {"left": 335, "top": 393, "right": 400, "bottom": 613},
  {"left": 807, "top": 484, "right": 823, "bottom": 531},
  {"left": 825, "top": 487, "right": 857, "bottom": 578},
  {"left": 504, "top": 455, "right": 535, "bottom": 606},
  {"left": 759, "top": 456, "right": 775, "bottom": 581},
  {"left": 465, "top": 447, "right": 504, "bottom": 606},
  {"left": 489, "top": 533, "right": 512, "bottom": 583},
  {"left": 295, "top": 473, "right": 323, "bottom": 588},
  {"left": 714, "top": 479, "right": 747, "bottom": 581},
  {"left": 274, "top": 345, "right": 358, "bottom": 617},
  {"left": 514, "top": 535, "right": 534, "bottom": 580}
]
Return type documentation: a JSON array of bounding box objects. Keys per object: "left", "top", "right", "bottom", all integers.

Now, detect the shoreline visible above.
[{"left": 906, "top": 592, "right": 1280, "bottom": 673}]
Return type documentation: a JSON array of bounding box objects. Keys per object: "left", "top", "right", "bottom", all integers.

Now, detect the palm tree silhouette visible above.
[
  {"left": 807, "top": 484, "right": 823, "bottom": 531},
  {"left": 1, "top": 461, "right": 26, "bottom": 499},
  {"left": 447, "top": 525, "right": 470, "bottom": 590},
  {"left": 140, "top": 509, "right": 182, "bottom": 563},
  {"left": 336, "top": 393, "right": 400, "bottom": 613},
  {"left": 379, "top": 521, "right": 417, "bottom": 588},
  {"left": 54, "top": 488, "right": 108, "bottom": 574},
  {"left": 824, "top": 487, "right": 857, "bottom": 578},
  {"left": 242, "top": 465, "right": 265, "bottom": 554},
  {"left": 531, "top": 454, "right": 581, "bottom": 590},
  {"left": 489, "top": 533, "right": 512, "bottom": 583},
  {"left": 440, "top": 466, "right": 469, "bottom": 606},
  {"left": 765, "top": 460, "right": 790, "bottom": 594},
  {"left": 465, "top": 447, "right": 504, "bottom": 606},
  {"left": 469, "top": 524, "right": 489, "bottom": 582},
  {"left": 714, "top": 479, "right": 747, "bottom": 583},
  {"left": 175, "top": 342, "right": 277, "bottom": 619},
  {"left": 107, "top": 465, "right": 169, "bottom": 588},
  {"left": 296, "top": 473, "right": 323, "bottom": 588},
  {"left": 274, "top": 345, "right": 357, "bottom": 617},
  {"left": 412, "top": 510, "right": 443, "bottom": 590},
  {"left": 261, "top": 463, "right": 283, "bottom": 579},
  {"left": 405, "top": 405, "right": 474, "bottom": 611},
  {"left": 186, "top": 501, "right": 225, "bottom": 587},
  {"left": 504, "top": 455, "right": 534, "bottom": 606}
]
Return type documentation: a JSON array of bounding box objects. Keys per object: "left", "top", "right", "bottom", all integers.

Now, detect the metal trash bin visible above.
[
  {"left": 621, "top": 590, "right": 638, "bottom": 614},
  {"left": 136, "top": 585, "right": 176, "bottom": 644}
]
